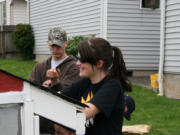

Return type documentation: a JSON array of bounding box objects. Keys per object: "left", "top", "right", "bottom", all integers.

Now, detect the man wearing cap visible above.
[
  {"left": 124, "top": 95, "right": 135, "bottom": 121},
  {"left": 29, "top": 27, "right": 80, "bottom": 134},
  {"left": 29, "top": 27, "right": 80, "bottom": 90}
]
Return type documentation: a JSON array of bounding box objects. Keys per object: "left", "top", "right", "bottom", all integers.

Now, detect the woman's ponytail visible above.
[{"left": 110, "top": 46, "right": 131, "bottom": 92}]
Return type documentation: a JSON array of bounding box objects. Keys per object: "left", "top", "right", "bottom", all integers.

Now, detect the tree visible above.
[{"left": 11, "top": 24, "right": 35, "bottom": 60}]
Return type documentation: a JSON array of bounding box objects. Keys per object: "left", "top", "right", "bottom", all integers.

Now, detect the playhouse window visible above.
[
  {"left": 141, "top": 0, "right": 160, "bottom": 9},
  {"left": 0, "top": 104, "right": 22, "bottom": 135}
]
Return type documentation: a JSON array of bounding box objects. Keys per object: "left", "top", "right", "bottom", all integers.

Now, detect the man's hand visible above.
[
  {"left": 42, "top": 79, "right": 51, "bottom": 87},
  {"left": 46, "top": 68, "right": 61, "bottom": 86},
  {"left": 46, "top": 68, "right": 61, "bottom": 78}
]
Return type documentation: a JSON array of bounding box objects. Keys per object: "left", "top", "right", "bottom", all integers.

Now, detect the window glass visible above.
[
  {"left": 141, "top": 0, "right": 160, "bottom": 9},
  {"left": 0, "top": 104, "right": 22, "bottom": 135}
]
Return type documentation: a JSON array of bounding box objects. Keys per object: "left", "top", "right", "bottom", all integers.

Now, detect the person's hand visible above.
[
  {"left": 46, "top": 68, "right": 61, "bottom": 78},
  {"left": 42, "top": 79, "right": 51, "bottom": 87},
  {"left": 46, "top": 68, "right": 61, "bottom": 86},
  {"left": 54, "top": 124, "right": 75, "bottom": 135}
]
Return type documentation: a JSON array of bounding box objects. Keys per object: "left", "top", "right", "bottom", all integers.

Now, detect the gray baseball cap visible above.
[{"left": 47, "top": 27, "right": 67, "bottom": 46}]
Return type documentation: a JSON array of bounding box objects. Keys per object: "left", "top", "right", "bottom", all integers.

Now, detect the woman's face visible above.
[{"left": 76, "top": 55, "right": 95, "bottom": 78}]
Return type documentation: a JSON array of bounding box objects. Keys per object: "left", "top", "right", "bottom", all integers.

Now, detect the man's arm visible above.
[
  {"left": 59, "top": 66, "right": 80, "bottom": 89},
  {"left": 45, "top": 64, "right": 80, "bottom": 90},
  {"left": 28, "top": 63, "right": 43, "bottom": 85}
]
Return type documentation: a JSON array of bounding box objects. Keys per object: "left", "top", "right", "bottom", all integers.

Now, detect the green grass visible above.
[
  {"left": 1, "top": 58, "right": 180, "bottom": 135},
  {"left": 124, "top": 85, "right": 180, "bottom": 135},
  {"left": 0, "top": 58, "right": 36, "bottom": 79}
]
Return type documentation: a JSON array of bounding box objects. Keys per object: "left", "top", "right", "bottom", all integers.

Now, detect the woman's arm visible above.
[{"left": 78, "top": 103, "right": 100, "bottom": 120}]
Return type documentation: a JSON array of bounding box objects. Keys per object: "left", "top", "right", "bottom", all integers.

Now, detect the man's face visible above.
[{"left": 49, "top": 42, "right": 67, "bottom": 60}]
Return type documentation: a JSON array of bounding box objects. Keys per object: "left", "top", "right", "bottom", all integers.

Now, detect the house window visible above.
[{"left": 141, "top": 0, "right": 160, "bottom": 9}]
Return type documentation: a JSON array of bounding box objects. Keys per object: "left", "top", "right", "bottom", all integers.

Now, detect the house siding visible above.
[
  {"left": 164, "top": 0, "right": 180, "bottom": 74},
  {"left": 29, "top": 0, "right": 101, "bottom": 55},
  {"left": 107, "top": 0, "right": 160, "bottom": 70},
  {"left": 10, "top": 0, "right": 27, "bottom": 25}
]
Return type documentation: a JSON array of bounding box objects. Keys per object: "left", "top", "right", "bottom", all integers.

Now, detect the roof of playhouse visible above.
[
  {"left": 0, "top": 68, "right": 86, "bottom": 134},
  {"left": 0, "top": 68, "right": 86, "bottom": 108}
]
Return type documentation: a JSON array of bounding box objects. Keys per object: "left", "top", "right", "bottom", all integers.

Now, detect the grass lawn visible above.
[
  {"left": 124, "top": 85, "right": 180, "bottom": 135},
  {"left": 0, "top": 58, "right": 180, "bottom": 135},
  {"left": 0, "top": 58, "right": 36, "bottom": 79}
]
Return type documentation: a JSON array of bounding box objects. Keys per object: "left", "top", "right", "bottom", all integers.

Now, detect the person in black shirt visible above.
[{"left": 50, "top": 37, "right": 131, "bottom": 135}]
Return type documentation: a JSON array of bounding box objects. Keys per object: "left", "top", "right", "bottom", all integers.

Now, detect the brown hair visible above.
[{"left": 77, "top": 37, "right": 131, "bottom": 92}]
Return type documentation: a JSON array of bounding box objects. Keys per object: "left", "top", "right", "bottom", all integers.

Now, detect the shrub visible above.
[
  {"left": 11, "top": 24, "right": 35, "bottom": 60},
  {"left": 66, "top": 35, "right": 94, "bottom": 57}
]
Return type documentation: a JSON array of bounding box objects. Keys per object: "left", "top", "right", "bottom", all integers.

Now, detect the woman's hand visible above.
[{"left": 77, "top": 103, "right": 100, "bottom": 120}]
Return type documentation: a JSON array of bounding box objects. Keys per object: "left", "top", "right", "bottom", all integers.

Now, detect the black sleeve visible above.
[
  {"left": 61, "top": 78, "right": 89, "bottom": 100},
  {"left": 90, "top": 81, "right": 123, "bottom": 118},
  {"left": 50, "top": 82, "right": 62, "bottom": 92}
]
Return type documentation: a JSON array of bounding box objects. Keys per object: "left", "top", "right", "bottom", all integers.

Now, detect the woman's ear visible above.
[{"left": 97, "top": 60, "right": 104, "bottom": 68}]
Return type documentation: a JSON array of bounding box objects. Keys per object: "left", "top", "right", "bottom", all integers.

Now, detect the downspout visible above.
[
  {"left": 25, "top": 0, "right": 30, "bottom": 24},
  {"left": 158, "top": 0, "right": 166, "bottom": 96},
  {"left": 100, "top": 0, "right": 107, "bottom": 39},
  {"left": 9, "top": 0, "right": 13, "bottom": 25}
]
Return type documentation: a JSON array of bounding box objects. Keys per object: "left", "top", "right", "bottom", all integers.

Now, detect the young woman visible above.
[{"left": 61, "top": 37, "right": 131, "bottom": 135}]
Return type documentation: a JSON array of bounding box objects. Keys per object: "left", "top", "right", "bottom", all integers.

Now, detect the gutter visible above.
[
  {"left": 100, "top": 0, "right": 107, "bottom": 39},
  {"left": 158, "top": 0, "right": 166, "bottom": 96},
  {"left": 26, "top": 0, "right": 30, "bottom": 24}
]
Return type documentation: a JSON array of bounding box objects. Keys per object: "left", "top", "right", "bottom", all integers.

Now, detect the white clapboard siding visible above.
[
  {"left": 107, "top": 0, "right": 160, "bottom": 70},
  {"left": 10, "top": 0, "right": 27, "bottom": 25},
  {"left": 30, "top": 0, "right": 101, "bottom": 54},
  {"left": 164, "top": 0, "right": 180, "bottom": 74}
]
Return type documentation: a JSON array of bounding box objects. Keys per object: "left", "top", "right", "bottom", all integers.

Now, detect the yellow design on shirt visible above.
[{"left": 81, "top": 91, "right": 93, "bottom": 104}]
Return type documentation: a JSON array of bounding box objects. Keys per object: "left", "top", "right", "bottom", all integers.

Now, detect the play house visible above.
[{"left": 0, "top": 69, "right": 86, "bottom": 135}]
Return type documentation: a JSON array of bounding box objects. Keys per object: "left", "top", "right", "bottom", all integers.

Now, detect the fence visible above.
[{"left": 0, "top": 25, "right": 16, "bottom": 58}]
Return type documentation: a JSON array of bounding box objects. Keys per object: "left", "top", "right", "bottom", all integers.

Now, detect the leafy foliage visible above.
[
  {"left": 11, "top": 24, "right": 35, "bottom": 60},
  {"left": 66, "top": 35, "right": 94, "bottom": 57}
]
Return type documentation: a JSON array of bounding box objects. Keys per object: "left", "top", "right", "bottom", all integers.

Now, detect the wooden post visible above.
[
  {"left": 0, "top": 1, "right": 5, "bottom": 59},
  {"left": 0, "top": 26, "right": 5, "bottom": 58}
]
